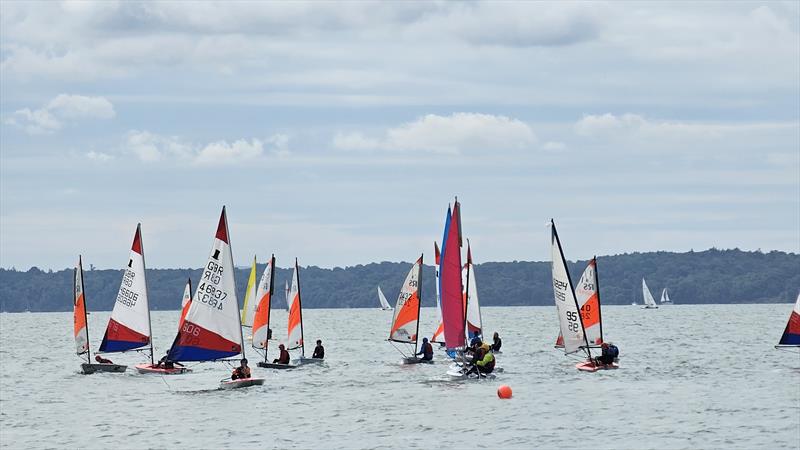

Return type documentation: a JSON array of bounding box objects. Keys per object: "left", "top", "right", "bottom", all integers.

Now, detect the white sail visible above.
[
  {"left": 575, "top": 259, "right": 602, "bottom": 346},
  {"left": 388, "top": 257, "right": 422, "bottom": 343},
  {"left": 252, "top": 258, "right": 273, "bottom": 350},
  {"left": 377, "top": 286, "right": 392, "bottom": 310},
  {"left": 241, "top": 256, "right": 258, "bottom": 327},
  {"left": 431, "top": 242, "right": 445, "bottom": 344},
  {"left": 99, "top": 224, "right": 151, "bottom": 353},
  {"left": 287, "top": 263, "right": 303, "bottom": 352},
  {"left": 464, "top": 257, "right": 482, "bottom": 340},
  {"left": 168, "top": 207, "right": 244, "bottom": 361},
  {"left": 551, "top": 221, "right": 587, "bottom": 355},
  {"left": 284, "top": 280, "right": 290, "bottom": 312},
  {"left": 642, "top": 279, "right": 658, "bottom": 308}
]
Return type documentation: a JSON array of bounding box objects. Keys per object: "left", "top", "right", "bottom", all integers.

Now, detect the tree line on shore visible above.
[{"left": 1, "top": 248, "right": 797, "bottom": 312}]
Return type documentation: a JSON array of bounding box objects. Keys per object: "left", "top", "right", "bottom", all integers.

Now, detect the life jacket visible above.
[
  {"left": 476, "top": 351, "right": 494, "bottom": 367},
  {"left": 479, "top": 342, "right": 491, "bottom": 353}
]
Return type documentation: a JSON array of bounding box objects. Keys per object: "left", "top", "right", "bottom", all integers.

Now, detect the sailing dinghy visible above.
[
  {"left": 167, "top": 207, "right": 264, "bottom": 389},
  {"left": 136, "top": 279, "right": 193, "bottom": 374},
  {"left": 74, "top": 256, "right": 127, "bottom": 374},
  {"left": 554, "top": 258, "right": 604, "bottom": 350},
  {"left": 286, "top": 259, "right": 322, "bottom": 366},
  {"left": 660, "top": 288, "right": 674, "bottom": 305},
  {"left": 387, "top": 256, "right": 428, "bottom": 364},
  {"left": 550, "top": 220, "right": 616, "bottom": 372},
  {"left": 251, "top": 255, "right": 294, "bottom": 369},
  {"left": 776, "top": 293, "right": 800, "bottom": 349},
  {"left": 241, "top": 255, "right": 259, "bottom": 340},
  {"left": 642, "top": 279, "right": 659, "bottom": 309},
  {"left": 377, "top": 286, "right": 393, "bottom": 311}
]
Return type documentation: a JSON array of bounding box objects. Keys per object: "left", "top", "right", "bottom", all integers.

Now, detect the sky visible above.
[{"left": 1, "top": 1, "right": 798, "bottom": 270}]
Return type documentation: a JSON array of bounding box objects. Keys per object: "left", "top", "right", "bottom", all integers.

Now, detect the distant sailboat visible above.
[
  {"left": 167, "top": 206, "right": 264, "bottom": 389},
  {"left": 377, "top": 286, "right": 392, "bottom": 311},
  {"left": 241, "top": 255, "right": 258, "bottom": 328},
  {"left": 74, "top": 256, "right": 126, "bottom": 374},
  {"left": 642, "top": 279, "right": 658, "bottom": 309},
  {"left": 252, "top": 255, "right": 281, "bottom": 368},
  {"left": 97, "top": 224, "right": 153, "bottom": 372},
  {"left": 660, "top": 288, "right": 674, "bottom": 305},
  {"left": 387, "top": 255, "right": 427, "bottom": 364},
  {"left": 776, "top": 293, "right": 800, "bottom": 349}
]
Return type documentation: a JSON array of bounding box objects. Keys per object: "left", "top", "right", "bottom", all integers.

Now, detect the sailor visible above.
[
  {"left": 95, "top": 355, "right": 114, "bottom": 364},
  {"left": 491, "top": 332, "right": 502, "bottom": 352},
  {"left": 156, "top": 352, "right": 184, "bottom": 369},
  {"left": 231, "top": 358, "right": 251, "bottom": 380},
  {"left": 273, "top": 344, "right": 291, "bottom": 364},
  {"left": 475, "top": 350, "right": 496, "bottom": 375},
  {"left": 415, "top": 337, "right": 434, "bottom": 361},
  {"left": 594, "top": 342, "right": 619, "bottom": 366},
  {"left": 312, "top": 339, "right": 325, "bottom": 359}
]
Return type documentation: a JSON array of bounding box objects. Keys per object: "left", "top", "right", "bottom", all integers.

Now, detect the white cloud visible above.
[
  {"left": 5, "top": 94, "right": 115, "bottom": 134},
  {"left": 123, "top": 130, "right": 280, "bottom": 165},
  {"left": 333, "top": 112, "right": 537, "bottom": 154},
  {"left": 85, "top": 151, "right": 113, "bottom": 162}
]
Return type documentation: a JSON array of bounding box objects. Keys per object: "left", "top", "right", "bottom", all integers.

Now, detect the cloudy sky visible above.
[{"left": 1, "top": 1, "right": 798, "bottom": 270}]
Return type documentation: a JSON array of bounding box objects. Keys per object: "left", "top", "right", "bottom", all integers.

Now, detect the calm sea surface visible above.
[{"left": 1, "top": 305, "right": 798, "bottom": 449}]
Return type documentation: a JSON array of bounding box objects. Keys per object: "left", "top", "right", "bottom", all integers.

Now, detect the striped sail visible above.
[
  {"left": 177, "top": 279, "right": 192, "bottom": 332},
  {"left": 388, "top": 256, "right": 422, "bottom": 343},
  {"left": 431, "top": 242, "right": 445, "bottom": 344},
  {"left": 777, "top": 293, "right": 800, "bottom": 346},
  {"left": 73, "top": 256, "right": 90, "bottom": 356},
  {"left": 252, "top": 256, "right": 275, "bottom": 350},
  {"left": 464, "top": 244, "right": 482, "bottom": 340},
  {"left": 99, "top": 224, "right": 151, "bottom": 353},
  {"left": 551, "top": 220, "right": 588, "bottom": 355},
  {"left": 168, "top": 207, "right": 243, "bottom": 361},
  {"left": 554, "top": 258, "right": 603, "bottom": 348},
  {"left": 287, "top": 260, "right": 304, "bottom": 353},
  {"left": 440, "top": 201, "right": 465, "bottom": 350},
  {"left": 241, "top": 255, "right": 258, "bottom": 327}
]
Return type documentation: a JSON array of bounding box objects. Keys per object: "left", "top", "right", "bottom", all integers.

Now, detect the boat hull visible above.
[
  {"left": 219, "top": 377, "right": 265, "bottom": 389},
  {"left": 401, "top": 356, "right": 434, "bottom": 365},
  {"left": 576, "top": 361, "right": 619, "bottom": 372},
  {"left": 445, "top": 367, "right": 496, "bottom": 380},
  {"left": 134, "top": 363, "right": 190, "bottom": 375},
  {"left": 257, "top": 362, "right": 296, "bottom": 369},
  {"left": 81, "top": 363, "right": 127, "bottom": 374}
]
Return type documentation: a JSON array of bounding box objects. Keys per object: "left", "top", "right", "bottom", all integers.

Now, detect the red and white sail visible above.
[
  {"left": 168, "top": 207, "right": 243, "bottom": 361},
  {"left": 252, "top": 256, "right": 275, "bottom": 350},
  {"left": 463, "top": 244, "right": 482, "bottom": 340},
  {"left": 431, "top": 241, "right": 445, "bottom": 344},
  {"left": 177, "top": 279, "right": 192, "bottom": 332},
  {"left": 99, "top": 224, "right": 151, "bottom": 353},
  {"left": 241, "top": 255, "right": 258, "bottom": 327},
  {"left": 575, "top": 258, "right": 602, "bottom": 346},
  {"left": 550, "top": 220, "right": 588, "bottom": 355},
  {"left": 73, "top": 256, "right": 89, "bottom": 356},
  {"left": 287, "top": 260, "right": 304, "bottom": 352},
  {"left": 389, "top": 256, "right": 422, "bottom": 343}
]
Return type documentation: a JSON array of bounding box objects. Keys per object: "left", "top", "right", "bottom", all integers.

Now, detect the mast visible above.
[
  {"left": 414, "top": 254, "right": 423, "bottom": 355},
  {"left": 138, "top": 224, "right": 154, "bottom": 365},
  {"left": 551, "top": 220, "right": 591, "bottom": 359},
  {"left": 79, "top": 256, "right": 91, "bottom": 363},
  {"left": 463, "top": 241, "right": 471, "bottom": 349},
  {"left": 295, "top": 258, "right": 305, "bottom": 358},
  {"left": 594, "top": 256, "right": 604, "bottom": 344},
  {"left": 265, "top": 254, "right": 275, "bottom": 364}
]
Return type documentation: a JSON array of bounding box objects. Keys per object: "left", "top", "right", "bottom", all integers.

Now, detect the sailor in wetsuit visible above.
[
  {"left": 594, "top": 342, "right": 619, "bottom": 366},
  {"left": 231, "top": 358, "right": 251, "bottom": 380},
  {"left": 415, "top": 337, "right": 434, "bottom": 361},
  {"left": 95, "top": 355, "right": 114, "bottom": 364},
  {"left": 491, "top": 332, "right": 502, "bottom": 352},
  {"left": 312, "top": 340, "right": 324, "bottom": 359},
  {"left": 273, "top": 344, "right": 291, "bottom": 364}
]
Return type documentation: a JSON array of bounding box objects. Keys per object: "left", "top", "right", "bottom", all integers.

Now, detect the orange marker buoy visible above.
[{"left": 497, "top": 385, "right": 512, "bottom": 399}]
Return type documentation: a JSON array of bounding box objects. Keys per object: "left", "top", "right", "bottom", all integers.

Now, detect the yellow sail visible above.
[{"left": 241, "top": 255, "right": 258, "bottom": 327}]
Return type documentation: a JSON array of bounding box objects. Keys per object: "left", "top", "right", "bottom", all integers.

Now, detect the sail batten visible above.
[{"left": 168, "top": 207, "right": 243, "bottom": 362}]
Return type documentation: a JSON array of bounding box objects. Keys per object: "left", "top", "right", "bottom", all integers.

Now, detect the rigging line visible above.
[
  {"left": 159, "top": 375, "right": 172, "bottom": 391},
  {"left": 388, "top": 340, "right": 411, "bottom": 358}
]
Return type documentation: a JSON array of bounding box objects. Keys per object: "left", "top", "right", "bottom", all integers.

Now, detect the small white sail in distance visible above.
[
  {"left": 642, "top": 278, "right": 658, "bottom": 309},
  {"left": 377, "top": 286, "right": 392, "bottom": 310}
]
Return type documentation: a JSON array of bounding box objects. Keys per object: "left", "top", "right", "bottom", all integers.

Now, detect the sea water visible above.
[{"left": 1, "top": 305, "right": 798, "bottom": 449}]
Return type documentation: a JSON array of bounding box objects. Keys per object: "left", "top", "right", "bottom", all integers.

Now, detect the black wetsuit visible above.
[
  {"left": 312, "top": 345, "right": 324, "bottom": 359},
  {"left": 491, "top": 337, "right": 502, "bottom": 352},
  {"left": 416, "top": 342, "right": 433, "bottom": 361},
  {"left": 596, "top": 345, "right": 619, "bottom": 365}
]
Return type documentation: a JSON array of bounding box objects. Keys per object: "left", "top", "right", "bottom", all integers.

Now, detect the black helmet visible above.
[{"left": 241, "top": 358, "right": 248, "bottom": 364}]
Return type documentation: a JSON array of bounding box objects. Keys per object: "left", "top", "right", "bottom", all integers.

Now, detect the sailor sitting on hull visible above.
[{"left": 593, "top": 342, "right": 619, "bottom": 366}]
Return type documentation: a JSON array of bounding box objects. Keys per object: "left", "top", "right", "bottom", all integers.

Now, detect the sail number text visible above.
[
  {"left": 116, "top": 269, "right": 139, "bottom": 308},
  {"left": 197, "top": 261, "right": 227, "bottom": 310}
]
